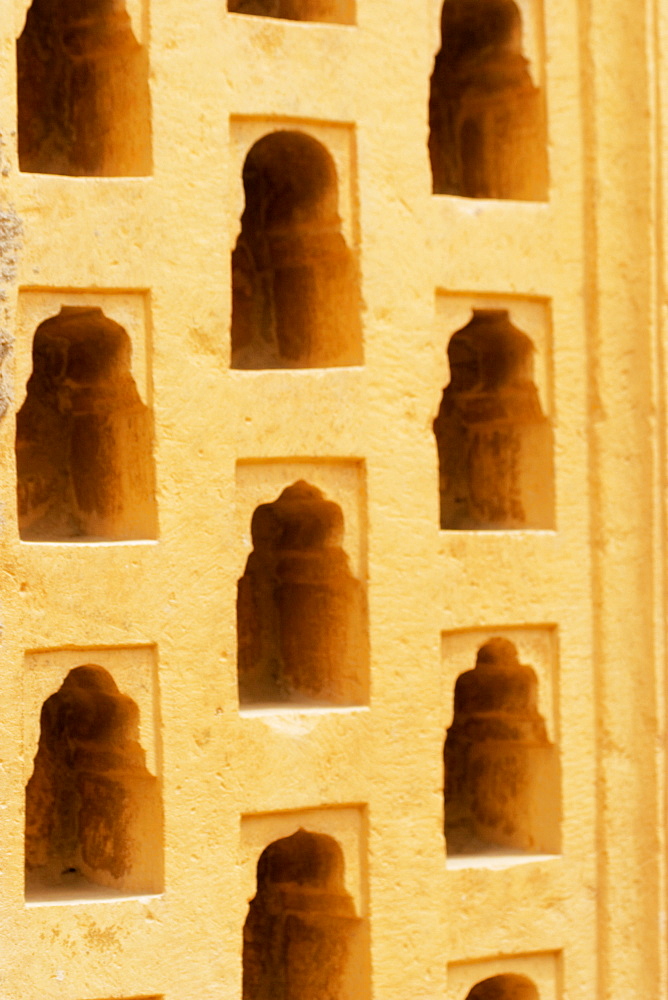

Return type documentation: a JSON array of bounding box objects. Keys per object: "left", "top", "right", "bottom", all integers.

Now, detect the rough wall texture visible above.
[{"left": 0, "top": 0, "right": 667, "bottom": 998}]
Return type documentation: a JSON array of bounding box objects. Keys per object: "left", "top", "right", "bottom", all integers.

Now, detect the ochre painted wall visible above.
[{"left": 0, "top": 0, "right": 666, "bottom": 998}]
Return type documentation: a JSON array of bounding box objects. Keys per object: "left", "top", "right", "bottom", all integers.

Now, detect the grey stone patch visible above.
[{"left": 0, "top": 207, "right": 22, "bottom": 418}]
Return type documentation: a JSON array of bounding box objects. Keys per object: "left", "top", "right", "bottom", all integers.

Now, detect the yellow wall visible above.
[{"left": 0, "top": 0, "right": 666, "bottom": 997}]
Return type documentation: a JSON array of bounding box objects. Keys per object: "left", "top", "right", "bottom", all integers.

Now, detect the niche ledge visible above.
[
  {"left": 26, "top": 877, "right": 162, "bottom": 906},
  {"left": 447, "top": 851, "right": 560, "bottom": 872}
]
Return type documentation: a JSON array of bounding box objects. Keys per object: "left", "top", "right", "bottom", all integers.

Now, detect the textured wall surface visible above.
[{"left": 0, "top": 0, "right": 667, "bottom": 998}]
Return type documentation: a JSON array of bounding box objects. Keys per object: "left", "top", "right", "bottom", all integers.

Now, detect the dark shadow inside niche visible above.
[
  {"left": 429, "top": 0, "right": 548, "bottom": 199},
  {"left": 16, "top": 306, "right": 157, "bottom": 542},
  {"left": 228, "top": 0, "right": 354, "bottom": 24},
  {"left": 433, "top": 309, "right": 554, "bottom": 530},
  {"left": 237, "top": 481, "right": 368, "bottom": 707},
  {"left": 231, "top": 131, "right": 362, "bottom": 369},
  {"left": 17, "top": 0, "right": 152, "bottom": 176},
  {"left": 444, "top": 638, "right": 560, "bottom": 856},
  {"left": 243, "top": 829, "right": 366, "bottom": 1000},
  {"left": 25, "top": 665, "right": 163, "bottom": 900},
  {"left": 466, "top": 973, "right": 540, "bottom": 1000}
]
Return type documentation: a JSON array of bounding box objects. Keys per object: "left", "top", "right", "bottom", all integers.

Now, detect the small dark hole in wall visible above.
[
  {"left": 16, "top": 306, "right": 157, "bottom": 542},
  {"left": 243, "top": 829, "right": 365, "bottom": 1000},
  {"left": 237, "top": 481, "right": 368, "bottom": 706},
  {"left": 231, "top": 131, "right": 362, "bottom": 369},
  {"left": 445, "top": 638, "right": 560, "bottom": 855},
  {"left": 228, "top": 0, "right": 354, "bottom": 25},
  {"left": 466, "top": 973, "right": 540, "bottom": 1000},
  {"left": 17, "top": 0, "right": 152, "bottom": 176},
  {"left": 429, "top": 0, "right": 548, "bottom": 199},
  {"left": 25, "top": 665, "right": 163, "bottom": 899},
  {"left": 433, "top": 309, "right": 554, "bottom": 530}
]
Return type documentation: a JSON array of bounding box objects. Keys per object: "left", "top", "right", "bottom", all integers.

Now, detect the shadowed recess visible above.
[
  {"left": 466, "top": 973, "right": 540, "bottom": 1000},
  {"left": 231, "top": 131, "right": 362, "bottom": 368},
  {"left": 228, "top": 0, "right": 354, "bottom": 24},
  {"left": 429, "top": 0, "right": 547, "bottom": 199},
  {"left": 445, "top": 638, "right": 560, "bottom": 855},
  {"left": 433, "top": 309, "right": 554, "bottom": 530},
  {"left": 16, "top": 306, "right": 157, "bottom": 541},
  {"left": 237, "top": 481, "right": 369, "bottom": 706},
  {"left": 25, "top": 665, "right": 163, "bottom": 899},
  {"left": 243, "top": 829, "right": 364, "bottom": 1000},
  {"left": 17, "top": 0, "right": 152, "bottom": 176}
]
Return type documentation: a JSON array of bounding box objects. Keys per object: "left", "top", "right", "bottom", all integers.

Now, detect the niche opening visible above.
[
  {"left": 433, "top": 309, "right": 554, "bottom": 530},
  {"left": 466, "top": 974, "right": 539, "bottom": 1000},
  {"left": 243, "top": 829, "right": 365, "bottom": 1000},
  {"left": 17, "top": 0, "right": 152, "bottom": 176},
  {"left": 231, "top": 131, "right": 362, "bottom": 369},
  {"left": 445, "top": 638, "right": 559, "bottom": 856},
  {"left": 16, "top": 306, "right": 157, "bottom": 542},
  {"left": 228, "top": 0, "right": 354, "bottom": 23},
  {"left": 429, "top": 0, "right": 548, "bottom": 199},
  {"left": 237, "top": 481, "right": 368, "bottom": 707},
  {"left": 25, "top": 665, "right": 163, "bottom": 900}
]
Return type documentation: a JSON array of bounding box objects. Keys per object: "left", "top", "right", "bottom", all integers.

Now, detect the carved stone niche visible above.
[
  {"left": 231, "top": 131, "right": 362, "bottom": 369},
  {"left": 429, "top": 0, "right": 548, "bottom": 200},
  {"left": 25, "top": 665, "right": 162, "bottom": 898},
  {"left": 16, "top": 306, "right": 157, "bottom": 541},
  {"left": 445, "top": 637, "right": 559, "bottom": 855},
  {"left": 237, "top": 481, "right": 368, "bottom": 706},
  {"left": 243, "top": 829, "right": 362, "bottom": 1000},
  {"left": 433, "top": 309, "right": 554, "bottom": 530},
  {"left": 17, "top": 0, "right": 151, "bottom": 176}
]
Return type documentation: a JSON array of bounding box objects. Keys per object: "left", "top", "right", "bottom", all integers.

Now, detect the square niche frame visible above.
[
  {"left": 241, "top": 804, "right": 368, "bottom": 917},
  {"left": 22, "top": 644, "right": 161, "bottom": 787},
  {"left": 235, "top": 458, "right": 367, "bottom": 584},
  {"left": 448, "top": 951, "right": 562, "bottom": 1000},
  {"left": 229, "top": 116, "right": 359, "bottom": 253},
  {"left": 15, "top": 289, "right": 152, "bottom": 411},
  {"left": 434, "top": 292, "right": 554, "bottom": 423},
  {"left": 441, "top": 625, "right": 559, "bottom": 743}
]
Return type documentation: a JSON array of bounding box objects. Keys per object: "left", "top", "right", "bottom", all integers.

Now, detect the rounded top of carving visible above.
[
  {"left": 32, "top": 307, "right": 132, "bottom": 386},
  {"left": 448, "top": 309, "right": 535, "bottom": 391},
  {"left": 440, "top": 0, "right": 523, "bottom": 63},
  {"left": 454, "top": 637, "right": 542, "bottom": 717},
  {"left": 251, "top": 481, "right": 345, "bottom": 551},
  {"left": 466, "top": 973, "right": 539, "bottom": 1000},
  {"left": 242, "top": 131, "right": 340, "bottom": 231},
  {"left": 256, "top": 829, "right": 346, "bottom": 892},
  {"left": 40, "top": 664, "right": 140, "bottom": 749}
]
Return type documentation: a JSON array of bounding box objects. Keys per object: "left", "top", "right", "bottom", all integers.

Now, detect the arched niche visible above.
[
  {"left": 433, "top": 309, "right": 554, "bottom": 530},
  {"left": 15, "top": 306, "right": 157, "bottom": 541},
  {"left": 466, "top": 973, "right": 540, "bottom": 1000},
  {"left": 444, "top": 638, "right": 560, "bottom": 855},
  {"left": 25, "top": 665, "right": 163, "bottom": 899},
  {"left": 231, "top": 131, "right": 362, "bottom": 369},
  {"left": 429, "top": 0, "right": 548, "bottom": 199},
  {"left": 228, "top": 0, "right": 354, "bottom": 23},
  {"left": 237, "top": 481, "right": 368, "bottom": 707},
  {"left": 243, "top": 829, "right": 365, "bottom": 1000},
  {"left": 17, "top": 0, "right": 152, "bottom": 176}
]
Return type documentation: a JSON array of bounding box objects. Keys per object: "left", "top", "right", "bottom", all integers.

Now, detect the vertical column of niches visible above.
[
  {"left": 22, "top": 646, "right": 163, "bottom": 903},
  {"left": 14, "top": 290, "right": 158, "bottom": 542},
  {"left": 428, "top": 0, "right": 548, "bottom": 201},
  {"left": 234, "top": 463, "right": 371, "bottom": 997},
  {"left": 16, "top": 0, "right": 151, "bottom": 176}
]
